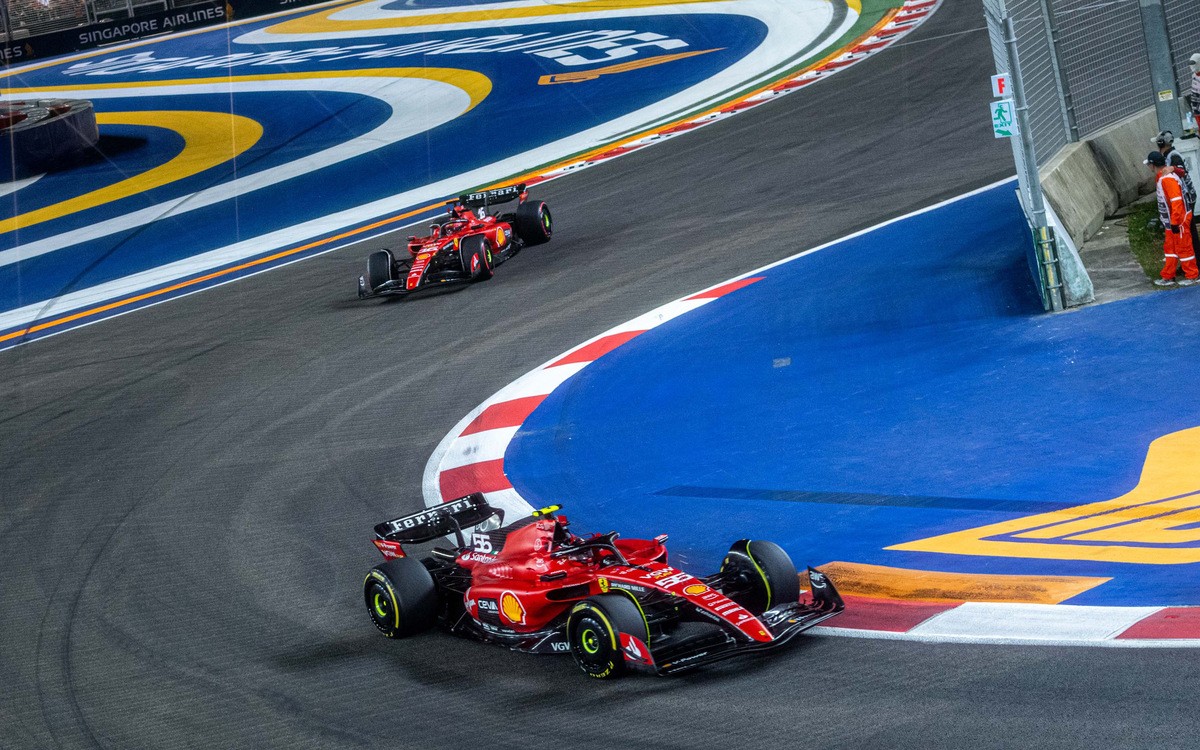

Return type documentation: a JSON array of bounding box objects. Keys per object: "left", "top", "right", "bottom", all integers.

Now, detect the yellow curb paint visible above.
[
  {"left": 804, "top": 562, "right": 1108, "bottom": 604},
  {"left": 889, "top": 427, "right": 1200, "bottom": 564},
  {"left": 1, "top": 111, "right": 261, "bottom": 235}
]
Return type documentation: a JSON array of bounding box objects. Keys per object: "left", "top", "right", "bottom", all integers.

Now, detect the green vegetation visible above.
[{"left": 1125, "top": 201, "right": 1164, "bottom": 280}]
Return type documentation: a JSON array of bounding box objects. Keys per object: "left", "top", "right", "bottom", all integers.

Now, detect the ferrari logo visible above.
[
  {"left": 598, "top": 577, "right": 609, "bottom": 593},
  {"left": 890, "top": 427, "right": 1200, "bottom": 564}
]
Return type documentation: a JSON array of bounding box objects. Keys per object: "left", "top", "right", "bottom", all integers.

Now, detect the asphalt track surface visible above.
[{"left": 3, "top": 2, "right": 1197, "bottom": 748}]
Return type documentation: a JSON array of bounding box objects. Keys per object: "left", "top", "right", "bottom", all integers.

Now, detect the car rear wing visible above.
[
  {"left": 457, "top": 183, "right": 526, "bottom": 209},
  {"left": 374, "top": 492, "right": 503, "bottom": 547}
]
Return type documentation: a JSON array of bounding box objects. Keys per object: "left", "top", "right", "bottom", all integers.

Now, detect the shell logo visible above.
[
  {"left": 500, "top": 592, "right": 525, "bottom": 625},
  {"left": 496, "top": 227, "right": 506, "bottom": 246},
  {"left": 683, "top": 583, "right": 709, "bottom": 596}
]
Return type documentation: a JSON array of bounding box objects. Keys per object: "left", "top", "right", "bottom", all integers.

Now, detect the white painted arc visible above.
[
  {"left": 438, "top": 426, "right": 520, "bottom": 470},
  {"left": 0, "top": 75, "right": 474, "bottom": 269},
  {"left": 0, "top": 173, "right": 44, "bottom": 200},
  {"left": 235, "top": 0, "right": 839, "bottom": 43},
  {"left": 907, "top": 602, "right": 1164, "bottom": 641}
]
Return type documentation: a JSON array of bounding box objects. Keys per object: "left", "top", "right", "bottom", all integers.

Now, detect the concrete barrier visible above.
[
  {"left": 1088, "top": 109, "right": 1157, "bottom": 205},
  {"left": 1039, "top": 107, "right": 1156, "bottom": 250},
  {"left": 1040, "top": 142, "right": 1116, "bottom": 247}
]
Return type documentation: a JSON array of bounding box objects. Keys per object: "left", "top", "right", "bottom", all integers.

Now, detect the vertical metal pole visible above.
[
  {"left": 1037, "top": 0, "right": 1079, "bottom": 142},
  {"left": 1003, "top": 14, "right": 1065, "bottom": 310},
  {"left": 1138, "top": 0, "right": 1180, "bottom": 134},
  {"left": 1003, "top": 17, "right": 1046, "bottom": 229}
]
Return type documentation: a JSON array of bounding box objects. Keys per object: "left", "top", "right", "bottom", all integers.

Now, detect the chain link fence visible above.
[{"left": 987, "top": 0, "right": 1199, "bottom": 168}]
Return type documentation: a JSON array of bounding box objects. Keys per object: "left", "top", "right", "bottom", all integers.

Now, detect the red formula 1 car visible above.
[
  {"left": 363, "top": 493, "right": 843, "bottom": 678},
  {"left": 357, "top": 183, "right": 552, "bottom": 299}
]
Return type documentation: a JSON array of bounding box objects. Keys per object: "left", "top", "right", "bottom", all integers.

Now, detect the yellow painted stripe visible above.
[
  {"left": 1, "top": 111, "right": 261, "bottom": 236},
  {"left": 2, "top": 68, "right": 492, "bottom": 110},
  {"left": 269, "top": 0, "right": 729, "bottom": 34},
  {"left": 0, "top": 69, "right": 490, "bottom": 234},
  {"left": 805, "top": 562, "right": 1109, "bottom": 604},
  {"left": 889, "top": 427, "right": 1200, "bottom": 564}
]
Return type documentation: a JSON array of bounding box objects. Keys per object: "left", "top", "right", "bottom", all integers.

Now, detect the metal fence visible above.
[{"left": 987, "top": 0, "right": 1200, "bottom": 168}]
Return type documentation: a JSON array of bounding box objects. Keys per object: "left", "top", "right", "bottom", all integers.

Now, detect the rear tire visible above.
[
  {"left": 364, "top": 558, "right": 438, "bottom": 638},
  {"left": 514, "top": 201, "right": 552, "bottom": 246},
  {"left": 459, "top": 235, "right": 494, "bottom": 281},
  {"left": 719, "top": 540, "right": 799, "bottom": 615},
  {"left": 567, "top": 594, "right": 647, "bottom": 679},
  {"left": 366, "top": 250, "right": 395, "bottom": 292}
]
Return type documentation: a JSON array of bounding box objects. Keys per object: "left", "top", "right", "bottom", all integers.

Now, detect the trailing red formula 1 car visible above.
[
  {"left": 363, "top": 493, "right": 843, "bottom": 678},
  {"left": 357, "top": 183, "right": 552, "bottom": 299}
]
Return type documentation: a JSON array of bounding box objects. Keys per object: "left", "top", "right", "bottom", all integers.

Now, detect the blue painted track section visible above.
[{"left": 505, "top": 182, "right": 1200, "bottom": 606}]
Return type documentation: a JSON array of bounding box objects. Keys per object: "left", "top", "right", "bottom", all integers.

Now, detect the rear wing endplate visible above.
[
  {"left": 457, "top": 183, "right": 525, "bottom": 209},
  {"left": 374, "top": 492, "right": 501, "bottom": 545}
]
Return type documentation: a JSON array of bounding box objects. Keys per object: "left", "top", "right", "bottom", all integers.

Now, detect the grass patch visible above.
[{"left": 1125, "top": 201, "right": 1164, "bottom": 280}]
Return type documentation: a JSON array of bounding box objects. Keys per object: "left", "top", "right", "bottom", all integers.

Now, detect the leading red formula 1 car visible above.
[
  {"left": 357, "top": 184, "right": 552, "bottom": 299},
  {"left": 363, "top": 493, "right": 843, "bottom": 678}
]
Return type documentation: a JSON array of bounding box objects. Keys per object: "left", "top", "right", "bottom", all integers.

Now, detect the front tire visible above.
[
  {"left": 364, "top": 558, "right": 438, "bottom": 638},
  {"left": 366, "top": 250, "right": 395, "bottom": 292},
  {"left": 514, "top": 201, "right": 552, "bottom": 246},
  {"left": 719, "top": 540, "right": 799, "bottom": 615},
  {"left": 459, "top": 235, "right": 494, "bottom": 281},
  {"left": 567, "top": 594, "right": 647, "bottom": 679}
]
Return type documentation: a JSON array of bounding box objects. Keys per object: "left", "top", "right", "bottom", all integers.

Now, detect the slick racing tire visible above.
[
  {"left": 366, "top": 250, "right": 395, "bottom": 292},
  {"left": 719, "top": 540, "right": 800, "bottom": 615},
  {"left": 567, "top": 594, "right": 648, "bottom": 679},
  {"left": 514, "top": 201, "right": 552, "bottom": 246},
  {"left": 364, "top": 558, "right": 438, "bottom": 638},
  {"left": 459, "top": 235, "right": 494, "bottom": 281}
]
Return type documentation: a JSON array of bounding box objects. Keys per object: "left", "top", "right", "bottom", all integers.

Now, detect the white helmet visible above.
[{"left": 1192, "top": 52, "right": 1200, "bottom": 70}]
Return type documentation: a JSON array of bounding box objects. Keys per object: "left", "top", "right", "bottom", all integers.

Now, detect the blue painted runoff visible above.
[{"left": 505, "top": 182, "right": 1200, "bottom": 606}]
